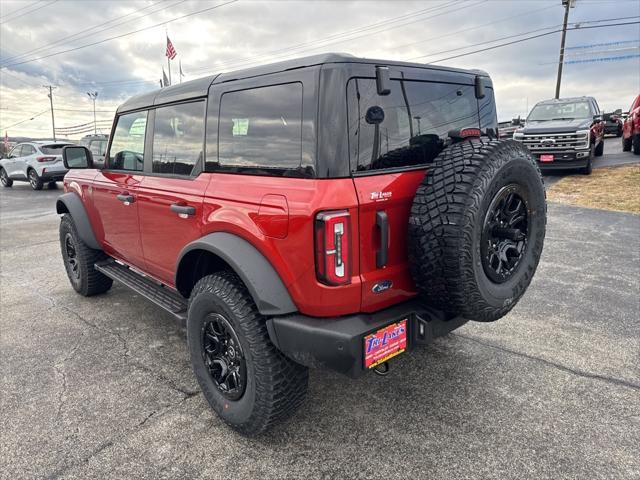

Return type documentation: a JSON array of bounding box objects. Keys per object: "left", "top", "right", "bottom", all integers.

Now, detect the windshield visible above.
[{"left": 527, "top": 101, "right": 592, "bottom": 121}]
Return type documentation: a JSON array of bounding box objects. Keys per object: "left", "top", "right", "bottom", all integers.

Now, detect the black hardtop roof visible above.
[{"left": 117, "top": 53, "right": 489, "bottom": 113}]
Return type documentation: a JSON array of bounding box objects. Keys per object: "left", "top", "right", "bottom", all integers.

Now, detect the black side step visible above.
[{"left": 95, "top": 260, "right": 187, "bottom": 321}]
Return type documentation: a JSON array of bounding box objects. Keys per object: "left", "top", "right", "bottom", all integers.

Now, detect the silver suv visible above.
[{"left": 0, "top": 141, "right": 73, "bottom": 190}]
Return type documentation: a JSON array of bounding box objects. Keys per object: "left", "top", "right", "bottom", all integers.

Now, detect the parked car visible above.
[
  {"left": 498, "top": 116, "right": 524, "bottom": 139},
  {"left": 0, "top": 141, "right": 74, "bottom": 189},
  {"left": 513, "top": 96, "right": 605, "bottom": 175},
  {"left": 79, "top": 134, "right": 109, "bottom": 166},
  {"left": 603, "top": 110, "right": 623, "bottom": 137},
  {"left": 622, "top": 94, "right": 640, "bottom": 154},
  {"left": 57, "top": 53, "right": 546, "bottom": 435}
]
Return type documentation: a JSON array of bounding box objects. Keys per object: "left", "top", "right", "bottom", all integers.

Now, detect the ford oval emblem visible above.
[{"left": 372, "top": 280, "right": 393, "bottom": 294}]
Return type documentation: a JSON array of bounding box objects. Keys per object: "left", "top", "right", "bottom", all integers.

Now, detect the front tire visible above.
[
  {"left": 59, "top": 214, "right": 113, "bottom": 296},
  {"left": 633, "top": 134, "right": 640, "bottom": 155},
  {"left": 409, "top": 138, "right": 546, "bottom": 322},
  {"left": 594, "top": 139, "right": 604, "bottom": 157},
  {"left": 28, "top": 169, "right": 43, "bottom": 190},
  {"left": 187, "top": 272, "right": 308, "bottom": 435},
  {"left": 622, "top": 135, "right": 632, "bottom": 152},
  {"left": 0, "top": 168, "right": 12, "bottom": 187}
]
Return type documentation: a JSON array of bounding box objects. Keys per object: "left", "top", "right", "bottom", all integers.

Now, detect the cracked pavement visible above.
[{"left": 1, "top": 157, "right": 639, "bottom": 479}]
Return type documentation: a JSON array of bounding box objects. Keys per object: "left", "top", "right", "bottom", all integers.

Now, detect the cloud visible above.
[{"left": 1, "top": 0, "right": 638, "bottom": 137}]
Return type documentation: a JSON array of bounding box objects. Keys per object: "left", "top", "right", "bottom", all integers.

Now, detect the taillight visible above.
[
  {"left": 37, "top": 156, "right": 56, "bottom": 162},
  {"left": 315, "top": 210, "right": 351, "bottom": 286}
]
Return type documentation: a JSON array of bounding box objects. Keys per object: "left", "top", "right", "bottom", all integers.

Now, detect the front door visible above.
[
  {"left": 92, "top": 110, "right": 149, "bottom": 269},
  {"left": 137, "top": 100, "right": 208, "bottom": 285}
]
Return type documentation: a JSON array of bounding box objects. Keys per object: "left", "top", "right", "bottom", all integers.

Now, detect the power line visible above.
[
  {"left": 0, "top": 0, "right": 57, "bottom": 25},
  {"left": 0, "top": 0, "right": 239, "bottom": 69},
  {"left": 408, "top": 16, "right": 640, "bottom": 61},
  {"left": 427, "top": 21, "right": 640, "bottom": 64},
  {"left": 1, "top": 0, "right": 189, "bottom": 66},
  {"left": 0, "top": 109, "right": 49, "bottom": 131},
  {"left": 0, "top": 0, "right": 41, "bottom": 20}
]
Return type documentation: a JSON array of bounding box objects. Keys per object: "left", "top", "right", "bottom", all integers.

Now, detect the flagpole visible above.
[{"left": 167, "top": 55, "right": 172, "bottom": 86}]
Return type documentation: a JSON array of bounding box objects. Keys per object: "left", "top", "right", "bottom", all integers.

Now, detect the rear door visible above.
[
  {"left": 16, "top": 143, "right": 36, "bottom": 176},
  {"left": 137, "top": 100, "right": 209, "bottom": 285},
  {"left": 347, "top": 75, "right": 481, "bottom": 312},
  {"left": 92, "top": 110, "right": 148, "bottom": 269}
]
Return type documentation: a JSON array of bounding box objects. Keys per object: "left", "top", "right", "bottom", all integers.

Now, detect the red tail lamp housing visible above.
[
  {"left": 315, "top": 210, "right": 352, "bottom": 286},
  {"left": 36, "top": 156, "right": 56, "bottom": 162}
]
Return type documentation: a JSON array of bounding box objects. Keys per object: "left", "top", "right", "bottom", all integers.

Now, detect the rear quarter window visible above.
[{"left": 213, "top": 82, "right": 304, "bottom": 177}]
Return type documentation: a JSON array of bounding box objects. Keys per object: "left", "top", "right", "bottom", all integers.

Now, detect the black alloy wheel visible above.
[
  {"left": 201, "top": 313, "right": 247, "bottom": 401},
  {"left": 481, "top": 184, "right": 529, "bottom": 284},
  {"left": 0, "top": 168, "right": 11, "bottom": 187},
  {"left": 63, "top": 232, "right": 81, "bottom": 282}
]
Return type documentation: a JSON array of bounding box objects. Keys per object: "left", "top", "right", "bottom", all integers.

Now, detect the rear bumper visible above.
[
  {"left": 266, "top": 300, "right": 467, "bottom": 378},
  {"left": 604, "top": 124, "right": 621, "bottom": 134},
  {"left": 533, "top": 149, "right": 590, "bottom": 171}
]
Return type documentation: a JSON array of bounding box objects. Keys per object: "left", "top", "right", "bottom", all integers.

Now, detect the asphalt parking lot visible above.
[{"left": 1, "top": 139, "right": 639, "bottom": 480}]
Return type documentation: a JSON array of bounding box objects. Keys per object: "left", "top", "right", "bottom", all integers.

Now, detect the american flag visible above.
[{"left": 166, "top": 36, "right": 177, "bottom": 60}]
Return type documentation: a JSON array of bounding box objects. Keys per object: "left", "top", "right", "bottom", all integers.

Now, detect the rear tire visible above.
[
  {"left": 633, "top": 134, "right": 640, "bottom": 155},
  {"left": 28, "top": 169, "right": 43, "bottom": 190},
  {"left": 594, "top": 139, "right": 604, "bottom": 157},
  {"left": 0, "top": 168, "right": 12, "bottom": 187},
  {"left": 409, "top": 138, "right": 546, "bottom": 322},
  {"left": 622, "top": 135, "right": 632, "bottom": 152},
  {"left": 59, "top": 214, "right": 113, "bottom": 296},
  {"left": 187, "top": 272, "right": 308, "bottom": 435}
]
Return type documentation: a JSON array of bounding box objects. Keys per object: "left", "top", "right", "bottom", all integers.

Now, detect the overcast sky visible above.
[{"left": 0, "top": 0, "right": 638, "bottom": 139}]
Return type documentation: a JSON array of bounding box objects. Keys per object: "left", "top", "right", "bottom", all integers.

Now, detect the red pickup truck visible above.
[{"left": 622, "top": 94, "right": 640, "bottom": 154}]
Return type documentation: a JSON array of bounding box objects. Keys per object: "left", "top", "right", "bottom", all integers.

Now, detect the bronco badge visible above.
[{"left": 372, "top": 280, "right": 393, "bottom": 293}]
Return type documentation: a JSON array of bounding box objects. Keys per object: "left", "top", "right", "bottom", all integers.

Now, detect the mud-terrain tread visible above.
[
  {"left": 59, "top": 214, "right": 113, "bottom": 296},
  {"left": 408, "top": 138, "right": 546, "bottom": 321},
  {"left": 188, "top": 272, "right": 308, "bottom": 435}
]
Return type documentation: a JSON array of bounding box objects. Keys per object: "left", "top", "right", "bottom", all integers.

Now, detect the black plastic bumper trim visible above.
[{"left": 266, "top": 300, "right": 468, "bottom": 378}]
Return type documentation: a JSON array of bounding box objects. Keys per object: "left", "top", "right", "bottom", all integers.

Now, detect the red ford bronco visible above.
[{"left": 58, "top": 54, "right": 546, "bottom": 435}]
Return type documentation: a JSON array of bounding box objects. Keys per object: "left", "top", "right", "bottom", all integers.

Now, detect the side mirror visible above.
[
  {"left": 62, "top": 145, "right": 94, "bottom": 169},
  {"left": 593, "top": 115, "right": 603, "bottom": 122}
]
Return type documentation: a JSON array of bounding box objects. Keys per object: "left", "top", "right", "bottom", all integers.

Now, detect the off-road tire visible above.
[
  {"left": 28, "top": 169, "right": 43, "bottom": 190},
  {"left": 633, "top": 134, "right": 640, "bottom": 155},
  {"left": 622, "top": 135, "right": 632, "bottom": 152},
  {"left": 594, "top": 139, "right": 604, "bottom": 157},
  {"left": 0, "top": 168, "right": 12, "bottom": 187},
  {"left": 187, "top": 272, "right": 308, "bottom": 436},
  {"left": 59, "top": 214, "right": 113, "bottom": 296},
  {"left": 409, "top": 138, "right": 546, "bottom": 322}
]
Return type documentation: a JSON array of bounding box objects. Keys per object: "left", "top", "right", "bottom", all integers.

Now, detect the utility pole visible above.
[
  {"left": 555, "top": 0, "right": 576, "bottom": 99},
  {"left": 87, "top": 91, "right": 98, "bottom": 134},
  {"left": 43, "top": 85, "right": 56, "bottom": 141}
]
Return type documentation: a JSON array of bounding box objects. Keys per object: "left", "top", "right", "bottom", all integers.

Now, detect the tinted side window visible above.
[
  {"left": 152, "top": 101, "right": 205, "bottom": 176},
  {"left": 347, "top": 78, "right": 479, "bottom": 172},
  {"left": 108, "top": 111, "right": 147, "bottom": 171},
  {"left": 479, "top": 87, "right": 498, "bottom": 131},
  {"left": 216, "top": 83, "right": 303, "bottom": 176}
]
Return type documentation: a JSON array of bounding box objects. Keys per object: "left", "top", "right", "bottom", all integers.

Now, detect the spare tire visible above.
[{"left": 408, "top": 138, "right": 546, "bottom": 322}]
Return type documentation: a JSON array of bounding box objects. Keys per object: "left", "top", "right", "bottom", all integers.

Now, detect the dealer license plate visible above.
[
  {"left": 540, "top": 154, "right": 554, "bottom": 162},
  {"left": 364, "top": 319, "right": 408, "bottom": 369}
]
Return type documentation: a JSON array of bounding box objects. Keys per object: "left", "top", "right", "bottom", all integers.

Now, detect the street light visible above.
[{"left": 87, "top": 91, "right": 98, "bottom": 134}]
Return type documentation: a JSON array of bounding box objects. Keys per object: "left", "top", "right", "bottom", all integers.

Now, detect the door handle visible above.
[
  {"left": 376, "top": 210, "right": 389, "bottom": 268},
  {"left": 117, "top": 193, "right": 134, "bottom": 204},
  {"left": 170, "top": 203, "right": 196, "bottom": 216}
]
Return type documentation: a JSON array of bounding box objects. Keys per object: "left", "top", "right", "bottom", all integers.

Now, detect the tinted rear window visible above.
[
  {"left": 40, "top": 144, "right": 72, "bottom": 154},
  {"left": 214, "top": 83, "right": 304, "bottom": 177},
  {"left": 347, "top": 78, "right": 479, "bottom": 173}
]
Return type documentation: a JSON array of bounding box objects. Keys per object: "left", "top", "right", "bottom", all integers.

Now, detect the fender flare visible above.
[
  {"left": 56, "top": 192, "right": 101, "bottom": 250},
  {"left": 176, "top": 232, "right": 297, "bottom": 316}
]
